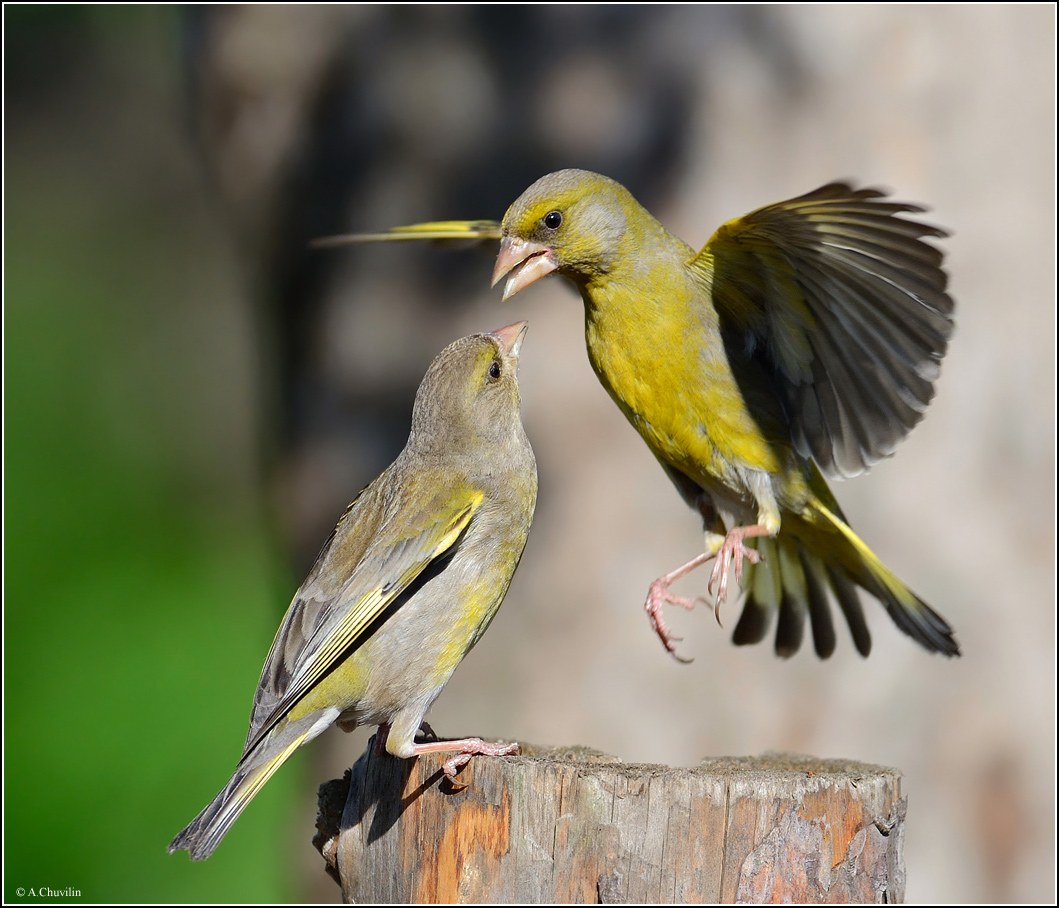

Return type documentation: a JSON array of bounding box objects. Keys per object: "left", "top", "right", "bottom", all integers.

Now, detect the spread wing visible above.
[
  {"left": 243, "top": 480, "right": 482, "bottom": 755},
  {"left": 310, "top": 220, "right": 501, "bottom": 249},
  {"left": 690, "top": 182, "right": 954, "bottom": 478}
]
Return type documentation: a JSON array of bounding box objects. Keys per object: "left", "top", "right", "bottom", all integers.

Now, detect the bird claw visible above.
[
  {"left": 441, "top": 753, "right": 473, "bottom": 788},
  {"left": 440, "top": 741, "right": 520, "bottom": 782},
  {"left": 645, "top": 579, "right": 706, "bottom": 663},
  {"left": 707, "top": 531, "right": 762, "bottom": 604},
  {"left": 407, "top": 737, "right": 520, "bottom": 790},
  {"left": 644, "top": 534, "right": 765, "bottom": 659}
]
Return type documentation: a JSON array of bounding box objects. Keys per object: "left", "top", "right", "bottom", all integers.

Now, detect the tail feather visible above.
[
  {"left": 735, "top": 505, "right": 959, "bottom": 658},
  {"left": 774, "top": 540, "right": 808, "bottom": 658},
  {"left": 826, "top": 566, "right": 873, "bottom": 657},
  {"left": 736, "top": 537, "right": 820, "bottom": 657},
  {"left": 814, "top": 499, "right": 960, "bottom": 656},
  {"left": 169, "top": 710, "right": 335, "bottom": 860},
  {"left": 732, "top": 597, "right": 771, "bottom": 647},
  {"left": 775, "top": 590, "right": 807, "bottom": 658},
  {"left": 733, "top": 536, "right": 782, "bottom": 648},
  {"left": 800, "top": 550, "right": 837, "bottom": 658}
]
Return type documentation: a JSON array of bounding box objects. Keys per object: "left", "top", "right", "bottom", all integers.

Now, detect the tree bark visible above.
[{"left": 315, "top": 741, "right": 905, "bottom": 904}]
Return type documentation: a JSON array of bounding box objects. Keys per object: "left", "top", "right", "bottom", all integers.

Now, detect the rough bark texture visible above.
[{"left": 315, "top": 742, "right": 905, "bottom": 904}]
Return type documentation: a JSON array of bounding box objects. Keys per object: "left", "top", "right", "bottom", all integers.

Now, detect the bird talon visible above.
[
  {"left": 645, "top": 583, "right": 702, "bottom": 659},
  {"left": 709, "top": 528, "right": 765, "bottom": 605},
  {"left": 707, "top": 558, "right": 727, "bottom": 601},
  {"left": 415, "top": 738, "right": 520, "bottom": 791},
  {"left": 442, "top": 752, "right": 473, "bottom": 784}
]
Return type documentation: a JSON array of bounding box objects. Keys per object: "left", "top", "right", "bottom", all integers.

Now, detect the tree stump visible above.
[{"left": 315, "top": 741, "right": 906, "bottom": 904}]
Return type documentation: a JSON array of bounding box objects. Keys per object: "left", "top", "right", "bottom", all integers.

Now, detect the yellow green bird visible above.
[
  {"left": 319, "top": 170, "right": 958, "bottom": 661},
  {"left": 169, "top": 322, "right": 537, "bottom": 860}
]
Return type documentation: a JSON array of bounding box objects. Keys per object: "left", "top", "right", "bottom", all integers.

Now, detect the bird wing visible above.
[
  {"left": 310, "top": 220, "right": 502, "bottom": 249},
  {"left": 243, "top": 482, "right": 483, "bottom": 755},
  {"left": 689, "top": 182, "right": 954, "bottom": 478}
]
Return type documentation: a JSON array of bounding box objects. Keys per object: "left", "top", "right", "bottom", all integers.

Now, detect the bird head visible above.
[
  {"left": 492, "top": 169, "right": 631, "bottom": 300},
  {"left": 410, "top": 322, "right": 530, "bottom": 456}
]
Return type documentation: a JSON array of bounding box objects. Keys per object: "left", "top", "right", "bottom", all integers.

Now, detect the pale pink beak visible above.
[
  {"left": 491, "top": 236, "right": 558, "bottom": 301},
  {"left": 488, "top": 320, "right": 529, "bottom": 358}
]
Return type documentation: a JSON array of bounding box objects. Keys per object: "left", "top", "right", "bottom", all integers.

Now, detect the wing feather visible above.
[
  {"left": 697, "top": 182, "right": 954, "bottom": 477},
  {"left": 310, "top": 220, "right": 502, "bottom": 248},
  {"left": 242, "top": 484, "right": 481, "bottom": 755}
]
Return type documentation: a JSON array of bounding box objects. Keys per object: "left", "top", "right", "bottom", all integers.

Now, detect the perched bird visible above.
[
  {"left": 319, "top": 170, "right": 959, "bottom": 661},
  {"left": 169, "top": 322, "right": 537, "bottom": 861}
]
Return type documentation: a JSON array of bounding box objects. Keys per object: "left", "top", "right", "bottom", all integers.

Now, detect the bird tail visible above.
[
  {"left": 734, "top": 502, "right": 959, "bottom": 658},
  {"left": 168, "top": 711, "right": 334, "bottom": 861}
]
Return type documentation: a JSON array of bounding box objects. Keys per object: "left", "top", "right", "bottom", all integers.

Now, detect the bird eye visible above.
[
  {"left": 488, "top": 359, "right": 502, "bottom": 381},
  {"left": 543, "top": 210, "right": 563, "bottom": 230}
]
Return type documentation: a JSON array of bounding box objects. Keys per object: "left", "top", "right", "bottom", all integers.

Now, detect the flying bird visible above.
[{"left": 316, "top": 170, "right": 958, "bottom": 662}]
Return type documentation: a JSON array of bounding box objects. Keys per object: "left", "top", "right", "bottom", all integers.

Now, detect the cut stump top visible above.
[{"left": 317, "top": 742, "right": 905, "bottom": 904}]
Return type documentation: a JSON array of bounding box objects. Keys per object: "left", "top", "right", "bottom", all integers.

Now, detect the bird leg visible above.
[
  {"left": 373, "top": 724, "right": 390, "bottom": 755},
  {"left": 410, "top": 737, "right": 521, "bottom": 786},
  {"left": 374, "top": 720, "right": 438, "bottom": 755},
  {"left": 646, "top": 523, "right": 771, "bottom": 660},
  {"left": 644, "top": 552, "right": 714, "bottom": 662}
]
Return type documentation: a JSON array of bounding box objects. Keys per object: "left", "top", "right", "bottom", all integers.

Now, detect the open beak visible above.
[
  {"left": 491, "top": 236, "right": 558, "bottom": 301},
  {"left": 488, "top": 321, "right": 529, "bottom": 360}
]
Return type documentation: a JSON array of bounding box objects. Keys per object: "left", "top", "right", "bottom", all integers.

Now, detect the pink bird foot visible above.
[
  {"left": 411, "top": 737, "right": 521, "bottom": 787},
  {"left": 645, "top": 525, "right": 772, "bottom": 660},
  {"left": 707, "top": 525, "right": 768, "bottom": 604},
  {"left": 644, "top": 551, "right": 714, "bottom": 662}
]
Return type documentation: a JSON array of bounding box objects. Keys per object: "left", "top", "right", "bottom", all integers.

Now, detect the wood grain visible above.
[{"left": 315, "top": 742, "right": 905, "bottom": 903}]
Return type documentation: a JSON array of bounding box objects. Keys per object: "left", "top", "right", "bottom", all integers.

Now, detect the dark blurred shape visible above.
[
  {"left": 178, "top": 5, "right": 722, "bottom": 571},
  {"left": 5, "top": 5, "right": 98, "bottom": 111}
]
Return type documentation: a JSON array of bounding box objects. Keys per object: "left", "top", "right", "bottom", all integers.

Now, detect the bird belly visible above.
[
  {"left": 585, "top": 304, "right": 784, "bottom": 517},
  {"left": 293, "top": 529, "right": 519, "bottom": 733}
]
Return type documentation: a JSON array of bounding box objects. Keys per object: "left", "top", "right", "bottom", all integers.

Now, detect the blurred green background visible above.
[
  {"left": 4, "top": 5, "right": 1055, "bottom": 903},
  {"left": 5, "top": 7, "right": 300, "bottom": 901}
]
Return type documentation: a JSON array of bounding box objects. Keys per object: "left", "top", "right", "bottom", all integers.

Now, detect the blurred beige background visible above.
[
  {"left": 5, "top": 4, "right": 1054, "bottom": 903},
  {"left": 352, "top": 8, "right": 1055, "bottom": 903},
  {"left": 268, "top": 6, "right": 1054, "bottom": 901}
]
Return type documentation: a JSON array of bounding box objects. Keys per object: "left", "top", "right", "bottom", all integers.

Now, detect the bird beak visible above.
[
  {"left": 491, "top": 236, "right": 557, "bottom": 301},
  {"left": 488, "top": 321, "right": 529, "bottom": 359}
]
